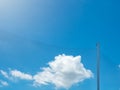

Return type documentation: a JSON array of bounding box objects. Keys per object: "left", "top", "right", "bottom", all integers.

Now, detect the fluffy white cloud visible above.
[
  {"left": 0, "top": 80, "right": 8, "bottom": 87},
  {"left": 33, "top": 54, "right": 93, "bottom": 89},
  {"left": 0, "top": 70, "right": 9, "bottom": 79},
  {"left": 0, "top": 54, "right": 93, "bottom": 89},
  {"left": 10, "top": 70, "right": 33, "bottom": 80}
]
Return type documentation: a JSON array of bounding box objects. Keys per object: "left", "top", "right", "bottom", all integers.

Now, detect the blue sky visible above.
[{"left": 0, "top": 0, "right": 120, "bottom": 90}]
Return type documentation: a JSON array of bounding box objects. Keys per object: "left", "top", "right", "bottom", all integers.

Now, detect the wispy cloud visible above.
[
  {"left": 0, "top": 54, "right": 93, "bottom": 89},
  {"left": 0, "top": 80, "right": 8, "bottom": 87},
  {"left": 10, "top": 70, "right": 33, "bottom": 80},
  {"left": 0, "top": 69, "right": 33, "bottom": 81},
  {"left": 118, "top": 64, "right": 120, "bottom": 68},
  {"left": 0, "top": 70, "right": 9, "bottom": 79}
]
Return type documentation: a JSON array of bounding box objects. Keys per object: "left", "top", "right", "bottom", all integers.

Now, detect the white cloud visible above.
[
  {"left": 33, "top": 54, "right": 93, "bottom": 89},
  {"left": 10, "top": 70, "right": 33, "bottom": 80},
  {"left": 0, "top": 69, "right": 33, "bottom": 81},
  {"left": 0, "top": 80, "right": 8, "bottom": 87},
  {"left": 0, "top": 54, "right": 93, "bottom": 89},
  {"left": 0, "top": 70, "right": 9, "bottom": 79}
]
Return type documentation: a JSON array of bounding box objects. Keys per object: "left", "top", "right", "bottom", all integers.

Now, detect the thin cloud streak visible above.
[
  {"left": 10, "top": 70, "right": 33, "bottom": 80},
  {"left": 0, "top": 70, "right": 9, "bottom": 79},
  {"left": 0, "top": 80, "right": 8, "bottom": 87}
]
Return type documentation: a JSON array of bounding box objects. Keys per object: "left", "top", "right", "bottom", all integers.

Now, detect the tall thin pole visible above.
[{"left": 96, "top": 43, "right": 100, "bottom": 90}]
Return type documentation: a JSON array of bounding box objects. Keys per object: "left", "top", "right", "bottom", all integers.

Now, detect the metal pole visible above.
[{"left": 96, "top": 43, "right": 100, "bottom": 90}]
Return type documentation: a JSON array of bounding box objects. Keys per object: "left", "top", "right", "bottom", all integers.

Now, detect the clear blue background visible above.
[{"left": 0, "top": 0, "right": 120, "bottom": 90}]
